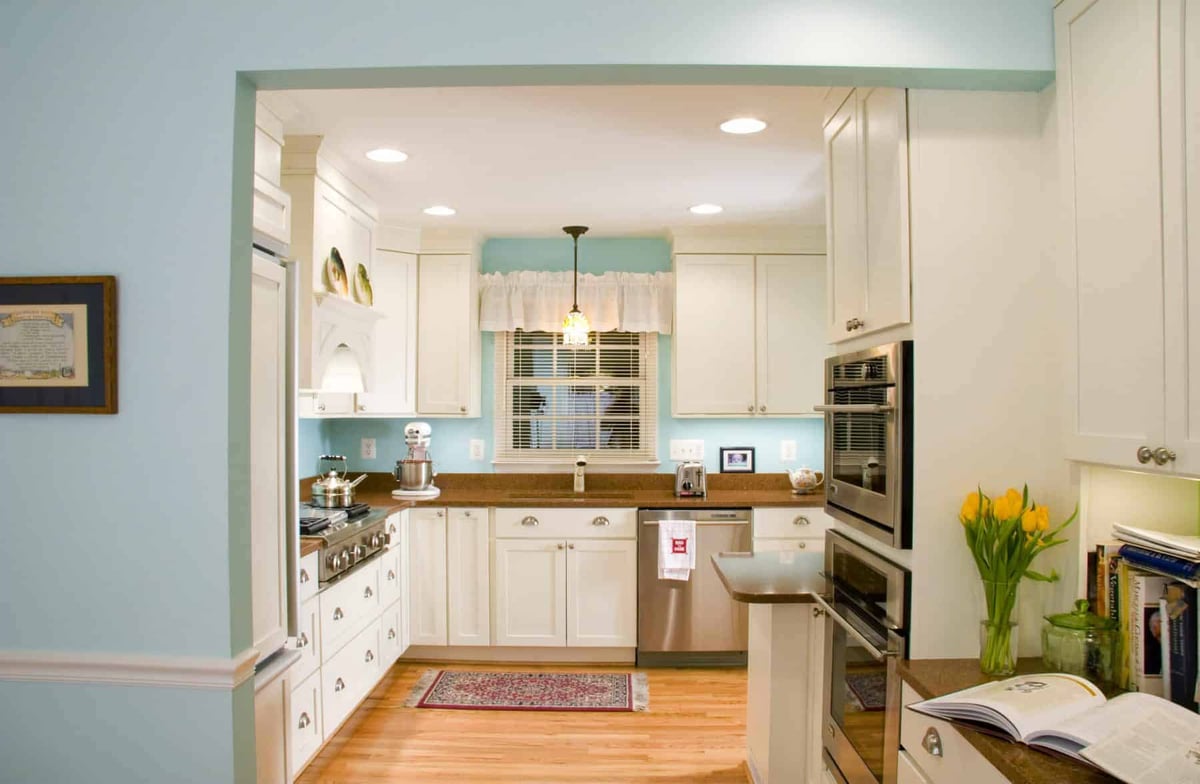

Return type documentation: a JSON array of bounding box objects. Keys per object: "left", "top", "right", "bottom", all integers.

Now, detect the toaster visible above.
[{"left": 674, "top": 461, "right": 707, "bottom": 497}]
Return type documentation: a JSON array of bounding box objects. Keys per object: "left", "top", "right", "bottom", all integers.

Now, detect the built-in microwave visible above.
[{"left": 816, "top": 341, "right": 913, "bottom": 550}]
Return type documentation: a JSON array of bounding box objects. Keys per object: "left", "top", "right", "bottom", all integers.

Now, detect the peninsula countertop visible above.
[{"left": 710, "top": 550, "right": 826, "bottom": 603}]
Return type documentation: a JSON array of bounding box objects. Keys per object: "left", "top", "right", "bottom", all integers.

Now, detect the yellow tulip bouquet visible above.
[{"left": 960, "top": 486, "right": 1076, "bottom": 675}]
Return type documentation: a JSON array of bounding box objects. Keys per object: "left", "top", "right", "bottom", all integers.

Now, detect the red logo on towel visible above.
[{"left": 671, "top": 538, "right": 688, "bottom": 554}]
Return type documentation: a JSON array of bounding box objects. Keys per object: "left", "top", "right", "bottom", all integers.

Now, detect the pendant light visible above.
[{"left": 561, "top": 225, "right": 590, "bottom": 346}]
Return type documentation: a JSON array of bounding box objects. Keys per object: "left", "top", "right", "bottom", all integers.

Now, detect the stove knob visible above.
[
  {"left": 326, "top": 551, "right": 341, "bottom": 570},
  {"left": 355, "top": 544, "right": 368, "bottom": 559},
  {"left": 340, "top": 547, "right": 353, "bottom": 565}
]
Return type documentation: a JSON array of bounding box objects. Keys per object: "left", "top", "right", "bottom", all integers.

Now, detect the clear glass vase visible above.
[{"left": 980, "top": 580, "right": 1020, "bottom": 676}]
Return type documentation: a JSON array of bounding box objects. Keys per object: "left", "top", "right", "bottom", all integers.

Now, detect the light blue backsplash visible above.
[{"left": 305, "top": 238, "right": 825, "bottom": 476}]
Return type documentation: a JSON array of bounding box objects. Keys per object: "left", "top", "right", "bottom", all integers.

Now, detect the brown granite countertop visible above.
[
  {"left": 299, "top": 538, "right": 323, "bottom": 558},
  {"left": 710, "top": 551, "right": 825, "bottom": 603},
  {"left": 898, "top": 658, "right": 1119, "bottom": 784},
  {"left": 302, "top": 472, "right": 825, "bottom": 510}
]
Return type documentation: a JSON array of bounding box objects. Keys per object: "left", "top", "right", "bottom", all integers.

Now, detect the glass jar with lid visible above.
[{"left": 1042, "top": 599, "right": 1120, "bottom": 685}]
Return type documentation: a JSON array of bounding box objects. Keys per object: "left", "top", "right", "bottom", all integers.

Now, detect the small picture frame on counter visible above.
[{"left": 719, "top": 447, "right": 755, "bottom": 473}]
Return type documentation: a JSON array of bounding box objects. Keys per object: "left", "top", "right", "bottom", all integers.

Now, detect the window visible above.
[{"left": 494, "top": 330, "right": 658, "bottom": 464}]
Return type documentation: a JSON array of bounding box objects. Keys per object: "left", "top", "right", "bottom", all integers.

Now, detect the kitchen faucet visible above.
[{"left": 574, "top": 455, "right": 587, "bottom": 493}]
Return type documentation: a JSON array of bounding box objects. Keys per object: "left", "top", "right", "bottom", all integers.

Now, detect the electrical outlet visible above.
[
  {"left": 469, "top": 439, "right": 486, "bottom": 461},
  {"left": 360, "top": 438, "right": 376, "bottom": 460},
  {"left": 780, "top": 439, "right": 797, "bottom": 462},
  {"left": 669, "top": 439, "right": 705, "bottom": 461}
]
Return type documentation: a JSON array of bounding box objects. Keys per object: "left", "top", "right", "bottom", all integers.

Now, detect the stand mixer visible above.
[{"left": 392, "top": 422, "right": 441, "bottom": 499}]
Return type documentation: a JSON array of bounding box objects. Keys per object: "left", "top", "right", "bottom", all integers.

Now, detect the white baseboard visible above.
[
  {"left": 0, "top": 647, "right": 259, "bottom": 690},
  {"left": 746, "top": 754, "right": 765, "bottom": 784},
  {"left": 402, "top": 645, "right": 637, "bottom": 665}
]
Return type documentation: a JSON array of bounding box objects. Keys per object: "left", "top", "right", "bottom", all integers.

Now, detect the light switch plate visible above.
[
  {"left": 669, "top": 439, "right": 705, "bottom": 461},
  {"left": 469, "top": 439, "right": 486, "bottom": 461},
  {"left": 361, "top": 438, "right": 377, "bottom": 460},
  {"left": 780, "top": 439, "right": 797, "bottom": 462}
]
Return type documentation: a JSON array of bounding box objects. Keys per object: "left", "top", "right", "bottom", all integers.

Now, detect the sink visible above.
[{"left": 505, "top": 491, "right": 635, "bottom": 502}]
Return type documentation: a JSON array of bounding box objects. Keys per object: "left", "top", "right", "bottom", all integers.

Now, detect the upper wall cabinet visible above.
[
  {"left": 673, "top": 253, "right": 825, "bottom": 417},
  {"left": 1057, "top": 0, "right": 1200, "bottom": 475},
  {"left": 251, "top": 102, "right": 290, "bottom": 255},
  {"left": 355, "top": 247, "right": 418, "bottom": 416},
  {"left": 823, "top": 87, "right": 911, "bottom": 343},
  {"left": 281, "top": 135, "right": 380, "bottom": 392},
  {"left": 417, "top": 252, "right": 482, "bottom": 417}
]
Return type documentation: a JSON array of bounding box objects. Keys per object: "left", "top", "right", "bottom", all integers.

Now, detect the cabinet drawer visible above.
[
  {"left": 901, "top": 684, "right": 1007, "bottom": 784},
  {"left": 753, "top": 507, "right": 834, "bottom": 539},
  {"left": 293, "top": 595, "right": 320, "bottom": 684},
  {"left": 897, "top": 750, "right": 932, "bottom": 784},
  {"left": 384, "top": 511, "right": 403, "bottom": 550},
  {"left": 289, "top": 669, "right": 323, "bottom": 778},
  {"left": 379, "top": 547, "right": 402, "bottom": 608},
  {"left": 494, "top": 507, "right": 637, "bottom": 539},
  {"left": 380, "top": 599, "right": 404, "bottom": 665},
  {"left": 321, "top": 619, "right": 382, "bottom": 737},
  {"left": 297, "top": 551, "right": 320, "bottom": 604},
  {"left": 752, "top": 537, "right": 822, "bottom": 554},
  {"left": 318, "top": 559, "right": 380, "bottom": 661}
]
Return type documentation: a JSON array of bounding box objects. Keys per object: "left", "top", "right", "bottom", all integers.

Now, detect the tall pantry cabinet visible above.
[{"left": 1057, "top": 0, "right": 1200, "bottom": 476}]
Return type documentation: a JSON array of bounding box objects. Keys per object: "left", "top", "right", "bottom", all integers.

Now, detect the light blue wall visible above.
[
  {"left": 0, "top": 1, "right": 1053, "bottom": 781},
  {"left": 313, "top": 238, "right": 826, "bottom": 475},
  {"left": 298, "top": 418, "right": 333, "bottom": 478}
]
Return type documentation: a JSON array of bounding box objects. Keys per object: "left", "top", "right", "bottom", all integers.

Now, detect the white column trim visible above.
[{"left": 0, "top": 647, "right": 260, "bottom": 690}]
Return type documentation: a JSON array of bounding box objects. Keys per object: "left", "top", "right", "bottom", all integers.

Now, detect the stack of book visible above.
[{"left": 1092, "top": 523, "right": 1200, "bottom": 711}]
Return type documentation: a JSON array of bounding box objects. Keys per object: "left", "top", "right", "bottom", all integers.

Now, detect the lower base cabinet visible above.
[
  {"left": 322, "top": 620, "right": 382, "bottom": 736},
  {"left": 899, "top": 683, "right": 1006, "bottom": 783},
  {"left": 566, "top": 539, "right": 637, "bottom": 647},
  {"left": 493, "top": 538, "right": 567, "bottom": 646},
  {"left": 289, "top": 671, "right": 323, "bottom": 779},
  {"left": 380, "top": 599, "right": 404, "bottom": 664},
  {"left": 254, "top": 666, "right": 289, "bottom": 784}
]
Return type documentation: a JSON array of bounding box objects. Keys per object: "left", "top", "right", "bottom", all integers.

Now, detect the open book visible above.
[{"left": 908, "top": 673, "right": 1200, "bottom": 783}]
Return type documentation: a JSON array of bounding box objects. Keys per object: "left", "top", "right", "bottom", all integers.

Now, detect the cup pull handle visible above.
[
  {"left": 922, "top": 727, "right": 943, "bottom": 758},
  {"left": 334, "top": 678, "right": 345, "bottom": 692},
  {"left": 333, "top": 608, "right": 344, "bottom": 621},
  {"left": 521, "top": 516, "right": 539, "bottom": 527},
  {"left": 298, "top": 712, "right": 311, "bottom": 729}
]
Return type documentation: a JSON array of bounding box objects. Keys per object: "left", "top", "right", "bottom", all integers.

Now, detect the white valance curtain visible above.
[{"left": 478, "top": 271, "right": 674, "bottom": 334}]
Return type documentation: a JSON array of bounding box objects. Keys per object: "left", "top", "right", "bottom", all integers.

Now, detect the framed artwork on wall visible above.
[
  {"left": 719, "top": 446, "right": 755, "bottom": 473},
  {"left": 0, "top": 276, "right": 117, "bottom": 414}
]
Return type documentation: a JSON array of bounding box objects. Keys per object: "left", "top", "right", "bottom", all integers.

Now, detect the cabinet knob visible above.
[
  {"left": 1137, "top": 445, "right": 1154, "bottom": 464},
  {"left": 333, "top": 607, "right": 344, "bottom": 621},
  {"left": 794, "top": 516, "right": 810, "bottom": 526},
  {"left": 364, "top": 650, "right": 374, "bottom": 663},
  {"left": 1153, "top": 447, "right": 1177, "bottom": 466},
  {"left": 388, "top": 628, "right": 396, "bottom": 640},
  {"left": 436, "top": 510, "right": 444, "bottom": 518},
  {"left": 463, "top": 510, "right": 472, "bottom": 517},
  {"left": 316, "top": 401, "right": 326, "bottom": 412},
  {"left": 297, "top": 632, "right": 309, "bottom": 649},
  {"left": 460, "top": 406, "right": 467, "bottom": 413},
  {"left": 388, "top": 569, "right": 396, "bottom": 581},
  {"left": 747, "top": 404, "right": 754, "bottom": 412},
  {"left": 921, "top": 727, "right": 943, "bottom": 758},
  {"left": 521, "top": 516, "right": 539, "bottom": 527},
  {"left": 759, "top": 405, "right": 766, "bottom": 413},
  {"left": 357, "top": 403, "right": 366, "bottom": 412},
  {"left": 557, "top": 543, "right": 565, "bottom": 550},
  {"left": 298, "top": 712, "right": 311, "bottom": 730},
  {"left": 846, "top": 317, "right": 865, "bottom": 332},
  {"left": 568, "top": 543, "right": 576, "bottom": 549},
  {"left": 364, "top": 586, "right": 373, "bottom": 599},
  {"left": 334, "top": 678, "right": 345, "bottom": 692},
  {"left": 797, "top": 541, "right": 807, "bottom": 550}
]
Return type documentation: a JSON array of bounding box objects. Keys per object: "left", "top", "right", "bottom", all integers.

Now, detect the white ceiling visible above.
[{"left": 260, "top": 85, "right": 828, "bottom": 237}]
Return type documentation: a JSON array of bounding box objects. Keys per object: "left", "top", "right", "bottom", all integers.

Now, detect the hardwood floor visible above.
[{"left": 296, "top": 662, "right": 750, "bottom": 783}]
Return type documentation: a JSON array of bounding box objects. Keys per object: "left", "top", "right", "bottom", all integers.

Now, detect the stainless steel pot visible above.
[
  {"left": 394, "top": 459, "right": 434, "bottom": 491},
  {"left": 311, "top": 455, "right": 368, "bottom": 508}
]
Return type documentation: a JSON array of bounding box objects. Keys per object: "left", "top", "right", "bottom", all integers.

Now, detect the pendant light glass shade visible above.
[
  {"left": 321, "top": 343, "right": 365, "bottom": 393},
  {"left": 562, "top": 225, "right": 590, "bottom": 346}
]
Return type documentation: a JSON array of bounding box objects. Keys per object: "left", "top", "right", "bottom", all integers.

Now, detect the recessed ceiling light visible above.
[
  {"left": 365, "top": 148, "right": 408, "bottom": 163},
  {"left": 719, "top": 117, "right": 768, "bottom": 134},
  {"left": 689, "top": 203, "right": 723, "bottom": 215},
  {"left": 423, "top": 205, "right": 456, "bottom": 217}
]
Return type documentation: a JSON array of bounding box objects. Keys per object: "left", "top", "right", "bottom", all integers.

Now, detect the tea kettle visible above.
[{"left": 311, "top": 454, "right": 368, "bottom": 508}]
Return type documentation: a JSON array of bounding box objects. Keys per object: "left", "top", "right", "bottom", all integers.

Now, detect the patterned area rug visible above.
[
  {"left": 846, "top": 670, "right": 887, "bottom": 711},
  {"left": 405, "top": 669, "right": 649, "bottom": 712}
]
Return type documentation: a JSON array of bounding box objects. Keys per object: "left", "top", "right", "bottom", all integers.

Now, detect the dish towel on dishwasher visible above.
[{"left": 658, "top": 519, "right": 697, "bottom": 580}]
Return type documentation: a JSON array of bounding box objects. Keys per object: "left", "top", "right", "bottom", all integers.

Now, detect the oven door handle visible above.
[
  {"left": 813, "top": 403, "right": 895, "bottom": 414},
  {"left": 812, "top": 593, "right": 897, "bottom": 662}
]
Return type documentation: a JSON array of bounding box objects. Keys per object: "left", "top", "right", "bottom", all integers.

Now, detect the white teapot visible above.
[{"left": 787, "top": 466, "right": 825, "bottom": 494}]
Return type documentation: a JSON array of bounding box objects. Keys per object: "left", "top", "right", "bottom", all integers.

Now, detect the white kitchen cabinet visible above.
[
  {"left": 378, "top": 545, "right": 402, "bottom": 610},
  {"left": 753, "top": 507, "right": 830, "bottom": 555},
  {"left": 289, "top": 670, "right": 323, "bottom": 779},
  {"left": 1057, "top": 0, "right": 1200, "bottom": 474},
  {"left": 321, "top": 620, "right": 381, "bottom": 737},
  {"left": 674, "top": 254, "right": 757, "bottom": 415},
  {"left": 823, "top": 87, "right": 911, "bottom": 343},
  {"left": 249, "top": 252, "right": 290, "bottom": 660},
  {"left": 408, "top": 507, "right": 449, "bottom": 646},
  {"left": 254, "top": 663, "right": 290, "bottom": 784},
  {"left": 380, "top": 600, "right": 404, "bottom": 666},
  {"left": 417, "top": 253, "right": 481, "bottom": 416},
  {"left": 493, "top": 538, "right": 567, "bottom": 647},
  {"left": 448, "top": 508, "right": 491, "bottom": 646},
  {"left": 566, "top": 539, "right": 637, "bottom": 647},
  {"left": 318, "top": 557, "right": 380, "bottom": 659},
  {"left": 674, "top": 254, "right": 825, "bottom": 417},
  {"left": 355, "top": 248, "right": 417, "bottom": 415},
  {"left": 899, "top": 683, "right": 1007, "bottom": 784},
  {"left": 293, "top": 596, "right": 320, "bottom": 685}
]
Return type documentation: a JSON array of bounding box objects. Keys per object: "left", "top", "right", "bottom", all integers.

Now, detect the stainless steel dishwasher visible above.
[{"left": 636, "top": 508, "right": 752, "bottom": 666}]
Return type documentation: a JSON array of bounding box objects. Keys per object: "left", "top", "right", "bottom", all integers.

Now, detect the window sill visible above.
[{"left": 491, "top": 460, "right": 662, "bottom": 474}]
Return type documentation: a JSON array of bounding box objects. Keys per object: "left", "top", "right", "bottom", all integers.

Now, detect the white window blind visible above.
[{"left": 494, "top": 330, "right": 658, "bottom": 463}]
